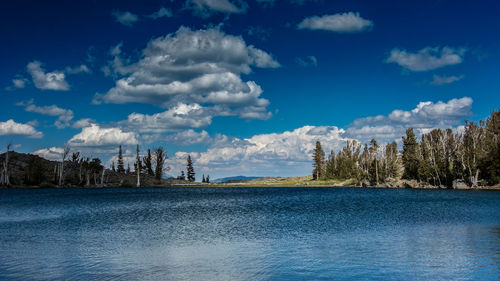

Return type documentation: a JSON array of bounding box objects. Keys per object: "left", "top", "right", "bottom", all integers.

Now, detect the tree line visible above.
[
  {"left": 312, "top": 108, "right": 500, "bottom": 187},
  {"left": 0, "top": 143, "right": 208, "bottom": 187}
]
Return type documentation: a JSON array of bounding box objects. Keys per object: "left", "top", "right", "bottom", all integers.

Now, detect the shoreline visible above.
[{"left": 2, "top": 181, "right": 499, "bottom": 191}]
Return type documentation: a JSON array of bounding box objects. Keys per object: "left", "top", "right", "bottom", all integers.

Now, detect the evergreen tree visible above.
[
  {"left": 312, "top": 141, "right": 325, "bottom": 180},
  {"left": 154, "top": 147, "right": 166, "bottom": 181},
  {"left": 126, "top": 163, "right": 131, "bottom": 174},
  {"left": 202, "top": 174, "right": 206, "bottom": 183},
  {"left": 385, "top": 141, "right": 400, "bottom": 179},
  {"left": 369, "top": 139, "right": 379, "bottom": 185},
  {"left": 111, "top": 161, "right": 116, "bottom": 172},
  {"left": 336, "top": 140, "right": 361, "bottom": 180},
  {"left": 89, "top": 158, "right": 103, "bottom": 185},
  {"left": 135, "top": 144, "right": 141, "bottom": 187},
  {"left": 187, "top": 155, "right": 195, "bottom": 182},
  {"left": 179, "top": 170, "right": 186, "bottom": 180},
  {"left": 71, "top": 152, "right": 80, "bottom": 163},
  {"left": 117, "top": 145, "right": 125, "bottom": 174},
  {"left": 143, "top": 149, "right": 154, "bottom": 176},
  {"left": 479, "top": 109, "right": 500, "bottom": 185},
  {"left": 325, "top": 150, "right": 336, "bottom": 179},
  {"left": 206, "top": 175, "right": 210, "bottom": 183},
  {"left": 402, "top": 128, "right": 420, "bottom": 180}
]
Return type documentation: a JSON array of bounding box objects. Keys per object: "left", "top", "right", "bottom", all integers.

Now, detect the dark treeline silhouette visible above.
[
  {"left": 0, "top": 144, "right": 200, "bottom": 187},
  {"left": 313, "top": 108, "right": 500, "bottom": 188}
]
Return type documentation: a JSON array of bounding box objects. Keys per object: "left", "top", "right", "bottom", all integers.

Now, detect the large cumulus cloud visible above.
[{"left": 95, "top": 26, "right": 279, "bottom": 131}]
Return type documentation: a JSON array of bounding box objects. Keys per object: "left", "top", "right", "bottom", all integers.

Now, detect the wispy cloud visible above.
[
  {"left": 296, "top": 55, "right": 318, "bottom": 67},
  {"left": 148, "top": 7, "right": 173, "bottom": 19},
  {"left": 431, "top": 74, "right": 464, "bottom": 85},
  {"left": 386, "top": 46, "right": 466, "bottom": 72},
  {"left": 112, "top": 10, "right": 139, "bottom": 26},
  {"left": 17, "top": 100, "right": 74, "bottom": 129},
  {"left": 186, "top": 0, "right": 248, "bottom": 17},
  {"left": 298, "top": 12, "right": 373, "bottom": 33}
]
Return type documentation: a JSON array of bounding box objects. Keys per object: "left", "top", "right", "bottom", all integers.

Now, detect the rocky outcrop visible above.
[{"left": 452, "top": 179, "right": 469, "bottom": 189}]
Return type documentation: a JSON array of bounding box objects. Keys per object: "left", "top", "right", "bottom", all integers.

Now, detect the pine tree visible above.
[
  {"left": 402, "top": 128, "right": 421, "bottom": 180},
  {"left": 187, "top": 155, "right": 195, "bottom": 182},
  {"left": 312, "top": 141, "right": 325, "bottom": 180},
  {"left": 136, "top": 144, "right": 141, "bottom": 187},
  {"left": 368, "top": 139, "right": 379, "bottom": 185},
  {"left": 117, "top": 145, "right": 125, "bottom": 174},
  {"left": 385, "top": 141, "right": 400, "bottom": 179},
  {"left": 325, "top": 150, "right": 336, "bottom": 179},
  {"left": 111, "top": 161, "right": 116, "bottom": 172},
  {"left": 202, "top": 174, "right": 206, "bottom": 183},
  {"left": 154, "top": 147, "right": 166, "bottom": 181},
  {"left": 206, "top": 175, "right": 210, "bottom": 183},
  {"left": 179, "top": 170, "right": 186, "bottom": 180},
  {"left": 479, "top": 109, "right": 500, "bottom": 185},
  {"left": 143, "top": 149, "right": 154, "bottom": 176},
  {"left": 126, "top": 163, "right": 131, "bottom": 174}
]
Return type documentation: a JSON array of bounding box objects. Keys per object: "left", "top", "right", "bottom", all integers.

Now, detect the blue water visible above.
[{"left": 0, "top": 187, "right": 499, "bottom": 280}]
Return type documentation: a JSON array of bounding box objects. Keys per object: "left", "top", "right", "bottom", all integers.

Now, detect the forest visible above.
[
  {"left": 312, "top": 108, "right": 500, "bottom": 188},
  {"left": 0, "top": 144, "right": 206, "bottom": 187}
]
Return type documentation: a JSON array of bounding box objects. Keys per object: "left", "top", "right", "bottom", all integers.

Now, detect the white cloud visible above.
[
  {"left": 171, "top": 125, "right": 350, "bottom": 177},
  {"left": 123, "top": 103, "right": 227, "bottom": 133},
  {"left": 96, "top": 26, "right": 279, "bottom": 130},
  {"left": 186, "top": 0, "right": 248, "bottom": 17},
  {"left": 112, "top": 11, "right": 138, "bottom": 26},
  {"left": 165, "top": 129, "right": 212, "bottom": 146},
  {"left": 297, "top": 12, "right": 373, "bottom": 33},
  {"left": 12, "top": 78, "right": 27, "bottom": 88},
  {"left": 65, "top": 64, "right": 91, "bottom": 74},
  {"left": 0, "top": 119, "right": 43, "bottom": 138},
  {"left": 296, "top": 55, "right": 318, "bottom": 67},
  {"left": 5, "top": 77, "right": 28, "bottom": 91},
  {"left": 431, "top": 74, "right": 464, "bottom": 85},
  {"left": 72, "top": 118, "right": 95, "bottom": 129},
  {"left": 32, "top": 147, "right": 65, "bottom": 161},
  {"left": 18, "top": 100, "right": 74, "bottom": 129},
  {"left": 347, "top": 97, "right": 473, "bottom": 142},
  {"left": 27, "top": 61, "right": 69, "bottom": 91},
  {"left": 68, "top": 124, "right": 138, "bottom": 147},
  {"left": 246, "top": 26, "right": 272, "bottom": 41},
  {"left": 100, "top": 42, "right": 131, "bottom": 77},
  {"left": 386, "top": 46, "right": 466, "bottom": 72},
  {"left": 148, "top": 7, "right": 173, "bottom": 19}
]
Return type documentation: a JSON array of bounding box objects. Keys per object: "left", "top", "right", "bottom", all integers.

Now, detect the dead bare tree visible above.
[
  {"left": 136, "top": 144, "right": 141, "bottom": 187},
  {"left": 58, "top": 147, "right": 70, "bottom": 186},
  {"left": 2, "top": 143, "right": 11, "bottom": 186}
]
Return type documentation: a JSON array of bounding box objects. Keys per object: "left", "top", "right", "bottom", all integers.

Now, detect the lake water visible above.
[{"left": 0, "top": 187, "right": 499, "bottom": 280}]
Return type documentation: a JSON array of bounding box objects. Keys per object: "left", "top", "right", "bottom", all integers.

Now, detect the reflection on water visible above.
[{"left": 0, "top": 187, "right": 499, "bottom": 280}]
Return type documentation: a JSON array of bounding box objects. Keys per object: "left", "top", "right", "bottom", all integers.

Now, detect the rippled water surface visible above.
[{"left": 1, "top": 187, "right": 499, "bottom": 280}]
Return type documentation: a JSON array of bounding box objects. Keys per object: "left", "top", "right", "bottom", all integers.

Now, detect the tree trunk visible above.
[
  {"left": 86, "top": 171, "right": 90, "bottom": 187},
  {"left": 59, "top": 161, "right": 63, "bottom": 186},
  {"left": 4, "top": 145, "right": 10, "bottom": 186}
]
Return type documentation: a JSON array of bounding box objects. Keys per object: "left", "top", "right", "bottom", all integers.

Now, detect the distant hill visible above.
[{"left": 212, "top": 176, "right": 262, "bottom": 183}]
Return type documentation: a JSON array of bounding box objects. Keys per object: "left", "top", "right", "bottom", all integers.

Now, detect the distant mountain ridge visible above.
[{"left": 212, "top": 176, "right": 262, "bottom": 183}]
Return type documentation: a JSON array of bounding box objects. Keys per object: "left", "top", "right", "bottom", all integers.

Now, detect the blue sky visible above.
[{"left": 1, "top": 0, "right": 499, "bottom": 179}]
